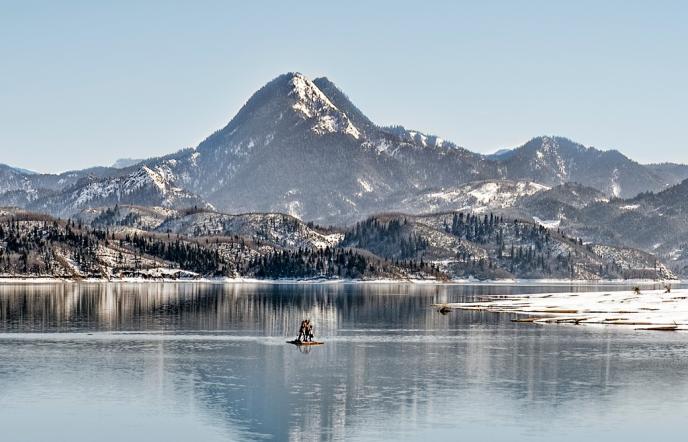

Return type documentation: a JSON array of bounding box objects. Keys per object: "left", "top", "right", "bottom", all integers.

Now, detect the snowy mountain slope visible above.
[
  {"left": 156, "top": 211, "right": 343, "bottom": 249},
  {"left": 513, "top": 182, "right": 610, "bottom": 223},
  {"left": 77, "top": 205, "right": 343, "bottom": 251},
  {"left": 496, "top": 136, "right": 677, "bottom": 198},
  {"left": 517, "top": 178, "right": 688, "bottom": 276},
  {"left": 138, "top": 73, "right": 411, "bottom": 223},
  {"left": 0, "top": 164, "right": 44, "bottom": 203},
  {"left": 387, "top": 180, "right": 549, "bottom": 215},
  {"left": 0, "top": 164, "right": 130, "bottom": 212},
  {"left": 124, "top": 72, "right": 500, "bottom": 224},
  {"left": 27, "top": 165, "right": 211, "bottom": 217},
  {"left": 522, "top": 182, "right": 609, "bottom": 209},
  {"left": 312, "top": 77, "right": 379, "bottom": 139}
]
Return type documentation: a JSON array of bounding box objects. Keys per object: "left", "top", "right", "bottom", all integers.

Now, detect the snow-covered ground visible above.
[
  {"left": 532, "top": 216, "right": 561, "bottom": 229},
  {"left": 439, "top": 288, "right": 688, "bottom": 330},
  {"left": 398, "top": 180, "right": 549, "bottom": 214}
]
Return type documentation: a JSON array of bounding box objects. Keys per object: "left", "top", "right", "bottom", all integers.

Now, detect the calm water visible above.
[{"left": 0, "top": 282, "right": 686, "bottom": 442}]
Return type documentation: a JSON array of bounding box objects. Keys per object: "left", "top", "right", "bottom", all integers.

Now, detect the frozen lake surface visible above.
[{"left": 0, "top": 282, "right": 687, "bottom": 441}]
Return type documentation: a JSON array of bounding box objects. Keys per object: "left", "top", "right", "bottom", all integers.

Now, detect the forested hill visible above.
[
  {"left": 0, "top": 209, "right": 441, "bottom": 280},
  {"left": 342, "top": 212, "right": 674, "bottom": 280},
  {"left": 0, "top": 205, "right": 675, "bottom": 281}
]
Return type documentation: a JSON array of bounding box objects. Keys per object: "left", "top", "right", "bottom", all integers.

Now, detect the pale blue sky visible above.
[{"left": 1, "top": 0, "right": 686, "bottom": 173}]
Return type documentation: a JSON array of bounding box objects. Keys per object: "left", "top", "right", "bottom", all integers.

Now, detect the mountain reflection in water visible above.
[{"left": 0, "top": 282, "right": 686, "bottom": 442}]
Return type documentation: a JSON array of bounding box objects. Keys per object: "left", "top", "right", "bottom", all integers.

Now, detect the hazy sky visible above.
[{"left": 1, "top": 0, "right": 686, "bottom": 173}]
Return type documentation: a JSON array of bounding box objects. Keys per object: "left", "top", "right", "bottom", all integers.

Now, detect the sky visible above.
[{"left": 1, "top": 0, "right": 686, "bottom": 173}]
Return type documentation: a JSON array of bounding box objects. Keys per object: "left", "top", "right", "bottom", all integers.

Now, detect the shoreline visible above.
[{"left": 0, "top": 276, "right": 682, "bottom": 285}]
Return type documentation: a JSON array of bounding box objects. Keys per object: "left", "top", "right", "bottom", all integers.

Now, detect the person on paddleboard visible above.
[
  {"left": 306, "top": 321, "right": 314, "bottom": 342},
  {"left": 297, "top": 319, "right": 310, "bottom": 342}
]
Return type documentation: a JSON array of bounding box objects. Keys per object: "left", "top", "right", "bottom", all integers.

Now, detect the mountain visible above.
[
  {"left": 122, "top": 72, "right": 500, "bottom": 224},
  {"left": 26, "top": 165, "right": 211, "bottom": 218},
  {"left": 514, "top": 182, "right": 610, "bottom": 225},
  {"left": 0, "top": 164, "right": 36, "bottom": 175},
  {"left": 496, "top": 136, "right": 682, "bottom": 198},
  {"left": 0, "top": 164, "right": 127, "bottom": 208},
  {"left": 0, "top": 164, "right": 39, "bottom": 200},
  {"left": 3, "top": 73, "right": 686, "bottom": 226},
  {"left": 510, "top": 178, "right": 688, "bottom": 276},
  {"left": 645, "top": 163, "right": 688, "bottom": 185},
  {"left": 167, "top": 72, "right": 407, "bottom": 221},
  {"left": 486, "top": 148, "right": 515, "bottom": 160},
  {"left": 112, "top": 158, "right": 144, "bottom": 169}
]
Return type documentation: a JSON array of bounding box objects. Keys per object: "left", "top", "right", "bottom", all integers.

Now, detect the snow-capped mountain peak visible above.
[
  {"left": 288, "top": 72, "right": 360, "bottom": 139},
  {"left": 289, "top": 72, "right": 337, "bottom": 116}
]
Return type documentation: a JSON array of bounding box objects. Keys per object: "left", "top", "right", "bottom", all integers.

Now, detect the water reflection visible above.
[{"left": 0, "top": 282, "right": 686, "bottom": 441}]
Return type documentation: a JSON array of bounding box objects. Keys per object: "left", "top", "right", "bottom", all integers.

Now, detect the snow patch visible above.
[
  {"left": 611, "top": 168, "right": 621, "bottom": 197},
  {"left": 288, "top": 73, "right": 360, "bottom": 139},
  {"left": 442, "top": 289, "right": 688, "bottom": 329},
  {"left": 533, "top": 217, "right": 561, "bottom": 229},
  {"left": 357, "top": 178, "right": 373, "bottom": 193},
  {"left": 620, "top": 204, "right": 640, "bottom": 211}
]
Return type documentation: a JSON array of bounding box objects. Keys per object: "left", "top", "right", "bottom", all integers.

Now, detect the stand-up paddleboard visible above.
[{"left": 287, "top": 340, "right": 324, "bottom": 346}]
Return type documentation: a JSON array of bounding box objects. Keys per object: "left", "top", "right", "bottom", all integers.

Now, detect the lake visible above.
[{"left": 0, "top": 282, "right": 687, "bottom": 441}]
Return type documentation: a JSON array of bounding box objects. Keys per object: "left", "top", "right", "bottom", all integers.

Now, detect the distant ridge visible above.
[{"left": 112, "top": 158, "right": 144, "bottom": 169}]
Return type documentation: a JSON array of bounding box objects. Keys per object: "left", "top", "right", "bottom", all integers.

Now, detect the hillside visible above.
[
  {"left": 387, "top": 180, "right": 548, "bottom": 215},
  {"left": 496, "top": 136, "right": 681, "bottom": 198},
  {"left": 78, "top": 205, "right": 343, "bottom": 250},
  {"left": 0, "top": 208, "right": 440, "bottom": 281},
  {"left": 342, "top": 212, "right": 673, "bottom": 280}
]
